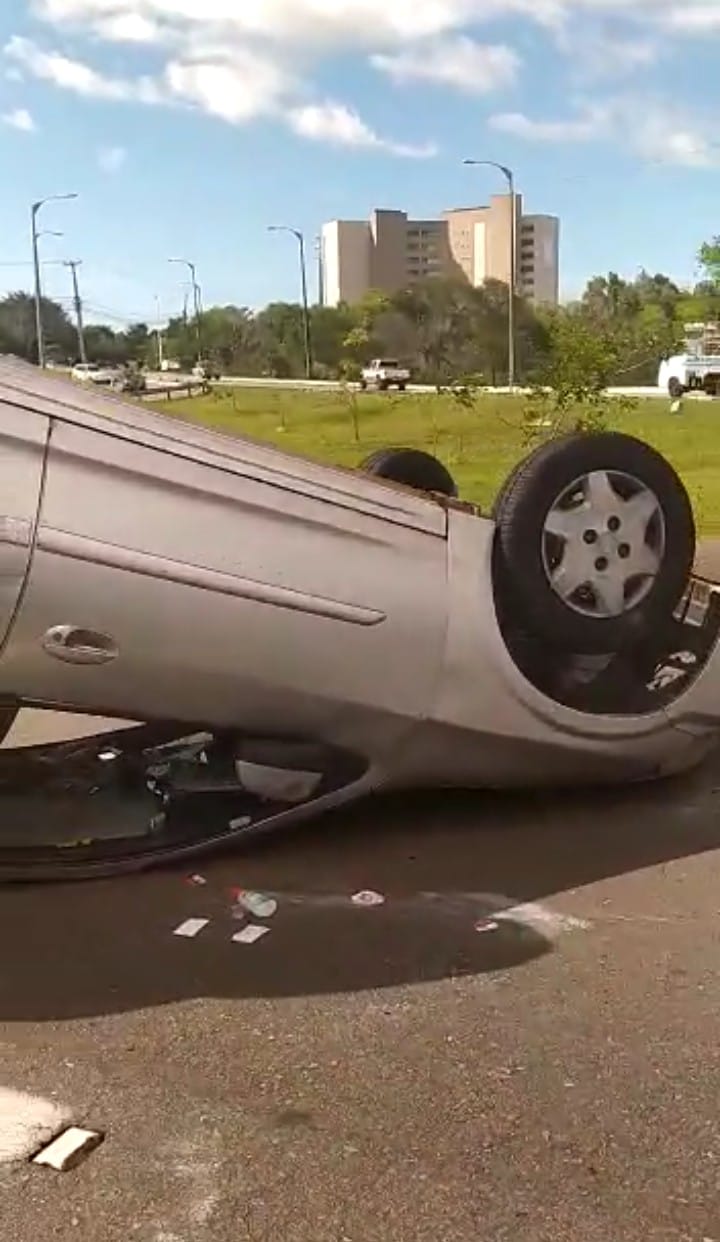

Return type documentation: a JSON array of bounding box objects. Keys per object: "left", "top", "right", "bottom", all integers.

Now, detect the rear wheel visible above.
[
  {"left": 360, "top": 447, "right": 458, "bottom": 497},
  {"left": 493, "top": 432, "right": 695, "bottom": 653}
]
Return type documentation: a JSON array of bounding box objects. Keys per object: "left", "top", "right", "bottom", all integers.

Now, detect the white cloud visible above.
[
  {"left": 2, "top": 106, "right": 36, "bottom": 131},
  {"left": 11, "top": 0, "right": 720, "bottom": 162},
  {"left": 490, "top": 104, "right": 609, "bottom": 142},
  {"left": 5, "top": 35, "right": 161, "bottom": 102},
  {"left": 164, "top": 50, "right": 294, "bottom": 122},
  {"left": 93, "top": 13, "right": 163, "bottom": 43},
  {"left": 97, "top": 143, "right": 126, "bottom": 171},
  {"left": 371, "top": 37, "right": 520, "bottom": 94},
  {"left": 490, "top": 95, "right": 720, "bottom": 168},
  {"left": 287, "top": 101, "right": 436, "bottom": 156}
]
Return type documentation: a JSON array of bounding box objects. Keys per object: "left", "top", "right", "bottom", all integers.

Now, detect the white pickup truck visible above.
[
  {"left": 658, "top": 322, "right": 720, "bottom": 398},
  {"left": 360, "top": 359, "right": 411, "bottom": 392}
]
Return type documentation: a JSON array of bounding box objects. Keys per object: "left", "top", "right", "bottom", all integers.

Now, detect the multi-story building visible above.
[{"left": 320, "top": 195, "right": 559, "bottom": 308}]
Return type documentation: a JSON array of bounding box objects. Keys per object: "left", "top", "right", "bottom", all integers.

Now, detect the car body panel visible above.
[
  {"left": 387, "top": 509, "right": 719, "bottom": 791},
  {"left": 0, "top": 358, "right": 444, "bottom": 536},
  {"left": 0, "top": 359, "right": 449, "bottom": 765},
  {"left": 0, "top": 402, "right": 49, "bottom": 650}
]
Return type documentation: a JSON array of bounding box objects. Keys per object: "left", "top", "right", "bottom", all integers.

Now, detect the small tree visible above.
[
  {"left": 522, "top": 312, "right": 633, "bottom": 443},
  {"left": 698, "top": 237, "right": 720, "bottom": 290}
]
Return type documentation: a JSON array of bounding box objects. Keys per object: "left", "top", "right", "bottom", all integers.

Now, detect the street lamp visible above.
[
  {"left": 268, "top": 226, "right": 313, "bottom": 378},
  {"left": 169, "top": 257, "right": 203, "bottom": 360},
  {"left": 31, "top": 193, "right": 78, "bottom": 367},
  {"left": 463, "top": 159, "right": 517, "bottom": 388}
]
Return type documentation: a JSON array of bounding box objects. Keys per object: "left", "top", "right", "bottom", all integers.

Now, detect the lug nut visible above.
[
  {"left": 608, "top": 516, "right": 621, "bottom": 532},
  {"left": 595, "top": 557, "right": 609, "bottom": 572},
  {"left": 618, "top": 543, "right": 631, "bottom": 560},
  {"left": 583, "top": 529, "right": 598, "bottom": 544}
]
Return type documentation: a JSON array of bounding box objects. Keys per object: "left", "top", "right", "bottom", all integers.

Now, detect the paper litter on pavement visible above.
[
  {"left": 32, "top": 1126, "right": 104, "bottom": 1172},
  {"left": 351, "top": 890, "right": 386, "bottom": 907},
  {"left": 232, "top": 924, "right": 271, "bottom": 945},
  {"left": 231, "top": 889, "right": 278, "bottom": 919},
  {"left": 173, "top": 918, "right": 210, "bottom": 939}
]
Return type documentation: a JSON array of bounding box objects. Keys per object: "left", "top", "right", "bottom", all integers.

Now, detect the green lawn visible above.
[{"left": 149, "top": 387, "right": 720, "bottom": 535}]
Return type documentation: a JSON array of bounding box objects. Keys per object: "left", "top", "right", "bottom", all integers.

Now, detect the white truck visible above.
[
  {"left": 360, "top": 359, "right": 411, "bottom": 392},
  {"left": 658, "top": 322, "right": 720, "bottom": 398}
]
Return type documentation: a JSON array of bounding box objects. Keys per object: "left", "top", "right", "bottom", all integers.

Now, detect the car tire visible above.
[
  {"left": 360, "top": 447, "right": 458, "bottom": 497},
  {"left": 668, "top": 377, "right": 684, "bottom": 399},
  {"left": 493, "top": 431, "right": 695, "bottom": 653}
]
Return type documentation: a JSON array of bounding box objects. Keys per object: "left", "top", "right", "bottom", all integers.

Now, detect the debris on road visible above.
[
  {"left": 186, "top": 874, "right": 207, "bottom": 887},
  {"left": 232, "top": 924, "right": 271, "bottom": 945},
  {"left": 231, "top": 889, "right": 277, "bottom": 919},
  {"left": 32, "top": 1126, "right": 104, "bottom": 1172},
  {"left": 172, "top": 918, "right": 210, "bottom": 939},
  {"left": 0, "top": 1088, "right": 72, "bottom": 1166},
  {"left": 228, "top": 814, "right": 252, "bottom": 830},
  {"left": 351, "top": 890, "right": 386, "bottom": 907},
  {"left": 474, "top": 918, "right": 500, "bottom": 934}
]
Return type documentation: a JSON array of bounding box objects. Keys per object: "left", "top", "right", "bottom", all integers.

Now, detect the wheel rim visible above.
[{"left": 541, "top": 469, "right": 666, "bottom": 619}]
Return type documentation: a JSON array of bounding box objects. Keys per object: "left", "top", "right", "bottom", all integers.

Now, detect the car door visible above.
[
  {"left": 0, "top": 402, "right": 49, "bottom": 657},
  {"left": 2, "top": 405, "right": 449, "bottom": 746}
]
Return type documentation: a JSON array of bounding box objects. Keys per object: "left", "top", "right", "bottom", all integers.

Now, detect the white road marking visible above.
[{"left": 0, "top": 1087, "right": 71, "bottom": 1165}]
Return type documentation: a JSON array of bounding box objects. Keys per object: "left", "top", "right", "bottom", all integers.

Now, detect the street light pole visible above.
[
  {"left": 169, "top": 257, "right": 203, "bottom": 362},
  {"left": 462, "top": 160, "right": 517, "bottom": 388},
  {"left": 268, "top": 226, "right": 313, "bottom": 378},
  {"left": 30, "top": 192, "right": 78, "bottom": 367}
]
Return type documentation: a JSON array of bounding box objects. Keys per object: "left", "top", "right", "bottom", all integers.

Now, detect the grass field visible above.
[{"left": 150, "top": 386, "right": 720, "bottom": 535}]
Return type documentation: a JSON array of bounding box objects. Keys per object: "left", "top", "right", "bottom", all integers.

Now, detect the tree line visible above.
[{"left": 2, "top": 237, "right": 719, "bottom": 386}]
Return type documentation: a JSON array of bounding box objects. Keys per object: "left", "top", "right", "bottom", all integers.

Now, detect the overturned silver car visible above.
[{"left": 1, "top": 356, "right": 719, "bottom": 877}]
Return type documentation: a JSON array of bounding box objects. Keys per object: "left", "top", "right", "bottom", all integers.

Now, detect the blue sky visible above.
[{"left": 1, "top": 0, "right": 720, "bottom": 325}]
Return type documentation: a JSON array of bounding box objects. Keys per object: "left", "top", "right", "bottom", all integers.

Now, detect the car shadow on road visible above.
[{"left": 1, "top": 749, "right": 720, "bottom": 1022}]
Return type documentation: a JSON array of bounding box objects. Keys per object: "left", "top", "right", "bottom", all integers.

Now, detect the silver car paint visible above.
[{"left": 0, "top": 355, "right": 719, "bottom": 801}]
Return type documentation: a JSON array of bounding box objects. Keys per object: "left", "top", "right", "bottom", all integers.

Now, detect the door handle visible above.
[{"left": 42, "top": 626, "right": 119, "bottom": 666}]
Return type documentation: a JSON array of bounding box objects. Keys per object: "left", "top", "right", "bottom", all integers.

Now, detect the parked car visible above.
[
  {"left": 192, "top": 360, "right": 221, "bottom": 382},
  {"left": 1, "top": 354, "right": 720, "bottom": 878},
  {"left": 360, "top": 359, "right": 411, "bottom": 391},
  {"left": 71, "top": 362, "right": 120, "bottom": 386}
]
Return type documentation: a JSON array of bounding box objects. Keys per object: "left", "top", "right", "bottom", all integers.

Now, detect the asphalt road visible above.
[
  {"left": 3, "top": 551, "right": 720, "bottom": 1240},
  {"left": 2, "top": 754, "right": 720, "bottom": 1240},
  {"left": 152, "top": 374, "right": 683, "bottom": 400}
]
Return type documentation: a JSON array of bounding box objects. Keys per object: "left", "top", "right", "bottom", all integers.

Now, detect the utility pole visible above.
[
  {"left": 169, "top": 257, "right": 203, "bottom": 363},
  {"left": 64, "top": 259, "right": 87, "bottom": 363}
]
